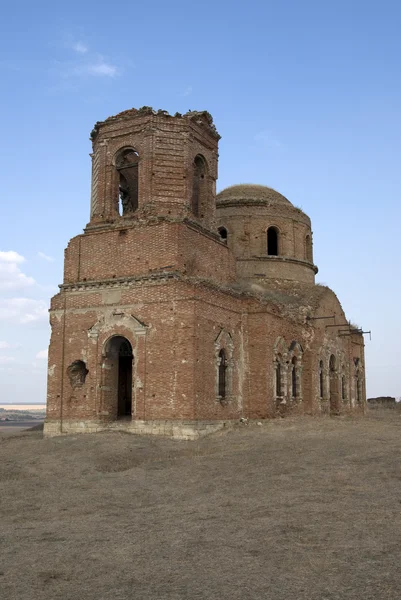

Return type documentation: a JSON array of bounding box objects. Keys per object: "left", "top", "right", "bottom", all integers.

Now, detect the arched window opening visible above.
[
  {"left": 267, "top": 227, "right": 279, "bottom": 256},
  {"left": 276, "top": 360, "right": 282, "bottom": 397},
  {"left": 292, "top": 357, "right": 297, "bottom": 398},
  {"left": 329, "top": 354, "right": 339, "bottom": 415},
  {"left": 319, "top": 360, "right": 324, "bottom": 398},
  {"left": 218, "top": 349, "right": 227, "bottom": 399},
  {"left": 116, "top": 149, "right": 139, "bottom": 216},
  {"left": 342, "top": 375, "right": 346, "bottom": 400},
  {"left": 218, "top": 227, "right": 228, "bottom": 243},
  {"left": 192, "top": 155, "right": 207, "bottom": 218},
  {"left": 305, "top": 234, "right": 312, "bottom": 262}
]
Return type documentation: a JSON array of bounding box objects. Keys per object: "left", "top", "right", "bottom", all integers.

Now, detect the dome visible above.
[{"left": 216, "top": 184, "right": 292, "bottom": 206}]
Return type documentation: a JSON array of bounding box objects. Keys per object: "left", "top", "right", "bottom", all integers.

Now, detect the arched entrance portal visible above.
[
  {"left": 117, "top": 339, "right": 133, "bottom": 417},
  {"left": 104, "top": 336, "right": 133, "bottom": 419}
]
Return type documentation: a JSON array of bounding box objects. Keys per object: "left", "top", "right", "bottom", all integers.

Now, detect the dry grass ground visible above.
[{"left": 1, "top": 411, "right": 401, "bottom": 600}]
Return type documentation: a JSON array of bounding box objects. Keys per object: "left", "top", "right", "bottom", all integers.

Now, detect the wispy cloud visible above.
[
  {"left": 254, "top": 130, "right": 285, "bottom": 151},
  {"left": 36, "top": 349, "right": 48, "bottom": 360},
  {"left": 38, "top": 251, "right": 54, "bottom": 262},
  {"left": 50, "top": 38, "right": 121, "bottom": 81},
  {"left": 0, "top": 341, "right": 21, "bottom": 349},
  {"left": 182, "top": 86, "right": 193, "bottom": 97},
  {"left": 0, "top": 298, "right": 48, "bottom": 324},
  {"left": 0, "top": 356, "right": 16, "bottom": 365},
  {"left": 72, "top": 41, "right": 88, "bottom": 54},
  {"left": 78, "top": 60, "right": 119, "bottom": 78}
]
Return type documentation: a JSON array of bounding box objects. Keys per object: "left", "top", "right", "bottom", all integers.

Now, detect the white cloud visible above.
[
  {"left": 0, "top": 298, "right": 48, "bottom": 324},
  {"left": 0, "top": 356, "right": 16, "bottom": 365},
  {"left": 182, "top": 86, "right": 193, "bottom": 97},
  {"left": 0, "top": 251, "right": 35, "bottom": 290},
  {"left": 0, "top": 251, "right": 25, "bottom": 264},
  {"left": 73, "top": 41, "right": 88, "bottom": 54},
  {"left": 36, "top": 349, "right": 48, "bottom": 359},
  {"left": 82, "top": 61, "right": 119, "bottom": 77},
  {"left": 38, "top": 251, "right": 54, "bottom": 262}
]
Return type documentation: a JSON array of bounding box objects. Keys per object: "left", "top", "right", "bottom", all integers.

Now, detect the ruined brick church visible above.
[{"left": 44, "top": 107, "right": 366, "bottom": 438}]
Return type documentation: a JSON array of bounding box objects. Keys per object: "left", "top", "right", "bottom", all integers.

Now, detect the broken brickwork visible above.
[{"left": 45, "top": 108, "right": 366, "bottom": 439}]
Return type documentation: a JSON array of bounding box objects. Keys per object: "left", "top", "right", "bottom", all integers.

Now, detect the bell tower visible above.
[{"left": 88, "top": 107, "right": 220, "bottom": 230}]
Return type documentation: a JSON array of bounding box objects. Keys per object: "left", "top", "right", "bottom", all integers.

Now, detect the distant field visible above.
[
  {"left": 0, "top": 404, "right": 45, "bottom": 411},
  {"left": 1, "top": 411, "right": 401, "bottom": 599}
]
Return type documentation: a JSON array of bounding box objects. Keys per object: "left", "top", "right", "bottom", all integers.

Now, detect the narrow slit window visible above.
[
  {"left": 267, "top": 227, "right": 279, "bottom": 256},
  {"left": 276, "top": 362, "right": 282, "bottom": 396},
  {"left": 218, "top": 349, "right": 227, "bottom": 399},
  {"left": 342, "top": 375, "right": 346, "bottom": 400},
  {"left": 292, "top": 358, "right": 297, "bottom": 397},
  {"left": 356, "top": 372, "right": 361, "bottom": 402},
  {"left": 319, "top": 360, "right": 324, "bottom": 398}
]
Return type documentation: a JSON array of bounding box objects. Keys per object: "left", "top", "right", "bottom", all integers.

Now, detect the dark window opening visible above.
[
  {"left": 329, "top": 354, "right": 336, "bottom": 373},
  {"left": 356, "top": 372, "right": 361, "bottom": 403},
  {"left": 276, "top": 361, "right": 282, "bottom": 396},
  {"left": 267, "top": 227, "right": 279, "bottom": 256},
  {"left": 192, "top": 155, "right": 207, "bottom": 218},
  {"left": 342, "top": 375, "right": 346, "bottom": 400},
  {"left": 292, "top": 358, "right": 297, "bottom": 397},
  {"left": 116, "top": 149, "right": 139, "bottom": 216},
  {"left": 218, "top": 227, "right": 228, "bottom": 243},
  {"left": 218, "top": 349, "right": 227, "bottom": 399}
]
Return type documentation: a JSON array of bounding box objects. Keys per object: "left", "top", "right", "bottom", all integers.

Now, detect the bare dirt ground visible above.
[{"left": 1, "top": 411, "right": 401, "bottom": 600}]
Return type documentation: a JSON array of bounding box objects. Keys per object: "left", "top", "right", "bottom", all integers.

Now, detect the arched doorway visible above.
[
  {"left": 104, "top": 336, "right": 133, "bottom": 419},
  {"left": 329, "top": 354, "right": 339, "bottom": 415}
]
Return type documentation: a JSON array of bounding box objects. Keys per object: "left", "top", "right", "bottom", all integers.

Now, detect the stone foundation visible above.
[{"left": 43, "top": 419, "right": 232, "bottom": 440}]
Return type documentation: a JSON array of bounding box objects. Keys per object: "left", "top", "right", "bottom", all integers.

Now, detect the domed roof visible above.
[{"left": 216, "top": 184, "right": 292, "bottom": 206}]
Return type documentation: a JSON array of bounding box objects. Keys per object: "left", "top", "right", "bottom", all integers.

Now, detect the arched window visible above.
[
  {"left": 192, "top": 155, "right": 207, "bottom": 217},
  {"left": 319, "top": 360, "right": 324, "bottom": 398},
  {"left": 267, "top": 227, "right": 279, "bottom": 256},
  {"left": 305, "top": 234, "right": 312, "bottom": 262},
  {"left": 116, "top": 149, "right": 139, "bottom": 215},
  {"left": 276, "top": 360, "right": 282, "bottom": 397},
  {"left": 218, "top": 227, "right": 228, "bottom": 243},
  {"left": 218, "top": 349, "right": 227, "bottom": 399},
  {"left": 292, "top": 357, "right": 297, "bottom": 398},
  {"left": 214, "top": 329, "right": 234, "bottom": 403},
  {"left": 329, "top": 354, "right": 336, "bottom": 373}
]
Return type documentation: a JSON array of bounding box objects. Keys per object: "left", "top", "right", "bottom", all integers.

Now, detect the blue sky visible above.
[{"left": 0, "top": 0, "right": 400, "bottom": 403}]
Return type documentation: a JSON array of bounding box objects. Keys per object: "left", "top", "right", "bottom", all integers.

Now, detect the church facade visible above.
[{"left": 44, "top": 108, "right": 366, "bottom": 438}]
